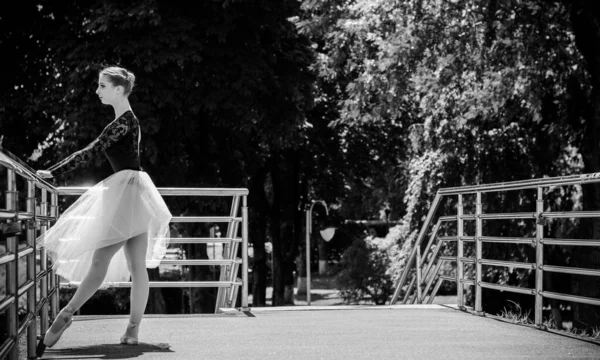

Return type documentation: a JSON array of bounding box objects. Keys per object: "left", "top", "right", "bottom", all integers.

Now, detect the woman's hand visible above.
[{"left": 36, "top": 170, "right": 54, "bottom": 179}]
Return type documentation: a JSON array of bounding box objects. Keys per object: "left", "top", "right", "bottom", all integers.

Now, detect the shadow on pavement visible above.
[{"left": 41, "top": 342, "right": 173, "bottom": 359}]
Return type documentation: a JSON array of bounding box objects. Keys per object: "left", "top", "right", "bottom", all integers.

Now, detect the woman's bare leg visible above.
[
  {"left": 44, "top": 241, "right": 124, "bottom": 346},
  {"left": 67, "top": 241, "right": 125, "bottom": 311},
  {"left": 123, "top": 232, "right": 149, "bottom": 328}
]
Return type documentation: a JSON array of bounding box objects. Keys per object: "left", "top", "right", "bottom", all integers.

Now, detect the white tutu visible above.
[{"left": 37, "top": 170, "right": 172, "bottom": 288}]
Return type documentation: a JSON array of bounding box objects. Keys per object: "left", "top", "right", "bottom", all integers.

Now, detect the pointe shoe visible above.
[
  {"left": 43, "top": 305, "right": 75, "bottom": 347},
  {"left": 120, "top": 322, "right": 139, "bottom": 345}
]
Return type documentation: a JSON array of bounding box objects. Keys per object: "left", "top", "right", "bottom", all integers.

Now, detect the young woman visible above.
[{"left": 36, "top": 65, "right": 172, "bottom": 348}]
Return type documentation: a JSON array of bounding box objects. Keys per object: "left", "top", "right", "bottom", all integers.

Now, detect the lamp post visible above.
[{"left": 306, "top": 200, "right": 336, "bottom": 305}]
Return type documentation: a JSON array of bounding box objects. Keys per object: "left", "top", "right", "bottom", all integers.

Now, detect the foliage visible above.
[
  {"left": 299, "top": 0, "right": 600, "bottom": 330},
  {"left": 336, "top": 236, "right": 395, "bottom": 305}
]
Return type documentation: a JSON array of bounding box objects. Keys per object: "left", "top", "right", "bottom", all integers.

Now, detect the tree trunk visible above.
[
  {"left": 567, "top": 0, "right": 600, "bottom": 331},
  {"left": 296, "top": 252, "right": 307, "bottom": 295},
  {"left": 296, "top": 161, "right": 310, "bottom": 296},
  {"left": 270, "top": 153, "right": 286, "bottom": 306},
  {"left": 249, "top": 166, "right": 269, "bottom": 306},
  {"left": 286, "top": 150, "right": 303, "bottom": 304},
  {"left": 270, "top": 149, "right": 302, "bottom": 306}
]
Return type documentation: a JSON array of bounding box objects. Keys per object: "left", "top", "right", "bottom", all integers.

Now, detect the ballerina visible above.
[{"left": 36, "top": 65, "right": 172, "bottom": 349}]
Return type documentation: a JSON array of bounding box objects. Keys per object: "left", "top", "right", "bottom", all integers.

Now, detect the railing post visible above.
[
  {"left": 306, "top": 208, "right": 312, "bottom": 305},
  {"left": 241, "top": 195, "right": 249, "bottom": 311},
  {"left": 5, "top": 169, "right": 18, "bottom": 360},
  {"left": 40, "top": 189, "right": 49, "bottom": 339},
  {"left": 50, "top": 192, "right": 59, "bottom": 318},
  {"left": 535, "top": 186, "right": 544, "bottom": 327},
  {"left": 416, "top": 245, "right": 422, "bottom": 303},
  {"left": 457, "top": 194, "right": 464, "bottom": 309},
  {"left": 475, "top": 191, "right": 483, "bottom": 315},
  {"left": 26, "top": 180, "right": 37, "bottom": 358}
]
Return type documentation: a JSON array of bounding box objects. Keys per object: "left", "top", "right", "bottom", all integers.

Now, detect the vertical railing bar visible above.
[
  {"left": 26, "top": 180, "right": 37, "bottom": 358},
  {"left": 535, "top": 186, "right": 544, "bottom": 327},
  {"left": 39, "top": 189, "right": 49, "bottom": 338},
  {"left": 457, "top": 194, "right": 465, "bottom": 308},
  {"left": 50, "top": 192, "right": 59, "bottom": 319},
  {"left": 306, "top": 208, "right": 312, "bottom": 305},
  {"left": 6, "top": 168, "right": 18, "bottom": 360},
  {"left": 416, "top": 245, "right": 422, "bottom": 303},
  {"left": 241, "top": 195, "right": 249, "bottom": 310},
  {"left": 475, "top": 191, "right": 483, "bottom": 314}
]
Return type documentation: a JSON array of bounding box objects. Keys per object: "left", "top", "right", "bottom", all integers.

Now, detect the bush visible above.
[{"left": 335, "top": 237, "right": 395, "bottom": 305}]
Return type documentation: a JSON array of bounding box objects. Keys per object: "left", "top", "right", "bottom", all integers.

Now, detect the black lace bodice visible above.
[{"left": 47, "top": 110, "right": 141, "bottom": 176}]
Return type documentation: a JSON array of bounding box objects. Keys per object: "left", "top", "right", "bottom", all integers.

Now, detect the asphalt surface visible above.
[{"left": 37, "top": 305, "right": 600, "bottom": 360}]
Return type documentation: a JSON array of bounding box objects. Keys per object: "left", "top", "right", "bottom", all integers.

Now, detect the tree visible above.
[
  {"left": 554, "top": 0, "right": 600, "bottom": 331},
  {"left": 1, "top": 0, "right": 317, "bottom": 310},
  {"left": 298, "top": 0, "right": 599, "bottom": 330}
]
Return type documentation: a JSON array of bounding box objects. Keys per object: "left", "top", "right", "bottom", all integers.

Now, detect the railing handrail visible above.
[
  {"left": 438, "top": 172, "right": 600, "bottom": 195},
  {"left": 58, "top": 186, "right": 249, "bottom": 196},
  {"left": 0, "top": 148, "right": 58, "bottom": 192}
]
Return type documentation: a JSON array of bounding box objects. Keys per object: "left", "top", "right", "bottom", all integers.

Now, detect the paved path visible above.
[{"left": 38, "top": 305, "right": 600, "bottom": 360}]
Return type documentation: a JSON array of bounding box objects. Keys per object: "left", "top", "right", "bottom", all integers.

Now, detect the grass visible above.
[
  {"left": 497, "top": 301, "right": 600, "bottom": 344},
  {"left": 544, "top": 320, "right": 600, "bottom": 343},
  {"left": 498, "top": 300, "right": 533, "bottom": 325}
]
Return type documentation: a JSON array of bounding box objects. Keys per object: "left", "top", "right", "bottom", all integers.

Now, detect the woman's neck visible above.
[{"left": 112, "top": 99, "right": 132, "bottom": 119}]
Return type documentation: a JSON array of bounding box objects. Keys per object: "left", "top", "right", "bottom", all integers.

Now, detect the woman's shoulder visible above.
[
  {"left": 103, "top": 110, "right": 138, "bottom": 133},
  {"left": 120, "top": 109, "right": 136, "bottom": 119},
  {"left": 115, "top": 110, "right": 138, "bottom": 124}
]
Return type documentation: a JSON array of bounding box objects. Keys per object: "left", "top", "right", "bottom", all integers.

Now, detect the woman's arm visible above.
[{"left": 45, "top": 114, "right": 133, "bottom": 177}]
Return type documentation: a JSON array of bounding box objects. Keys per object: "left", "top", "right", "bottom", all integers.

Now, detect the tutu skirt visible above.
[{"left": 37, "top": 170, "right": 172, "bottom": 288}]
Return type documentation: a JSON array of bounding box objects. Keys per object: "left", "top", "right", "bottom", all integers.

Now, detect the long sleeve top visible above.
[{"left": 47, "top": 110, "right": 141, "bottom": 176}]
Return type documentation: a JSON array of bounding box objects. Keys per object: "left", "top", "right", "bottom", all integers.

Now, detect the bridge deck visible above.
[{"left": 37, "top": 305, "right": 599, "bottom": 360}]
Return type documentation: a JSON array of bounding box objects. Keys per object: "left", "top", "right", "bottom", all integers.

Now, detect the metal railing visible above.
[
  {"left": 390, "top": 172, "right": 600, "bottom": 327},
  {"left": 0, "top": 149, "right": 61, "bottom": 360},
  {"left": 0, "top": 148, "right": 250, "bottom": 359},
  {"left": 58, "top": 186, "right": 249, "bottom": 313}
]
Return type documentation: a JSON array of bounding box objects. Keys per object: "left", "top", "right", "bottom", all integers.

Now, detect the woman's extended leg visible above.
[
  {"left": 68, "top": 241, "right": 126, "bottom": 309},
  {"left": 121, "top": 232, "right": 149, "bottom": 343},
  {"left": 44, "top": 241, "right": 125, "bottom": 347}
]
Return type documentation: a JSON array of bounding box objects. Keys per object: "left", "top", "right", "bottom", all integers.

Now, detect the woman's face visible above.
[{"left": 96, "top": 74, "right": 121, "bottom": 105}]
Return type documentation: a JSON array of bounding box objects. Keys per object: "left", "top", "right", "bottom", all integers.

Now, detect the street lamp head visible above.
[{"left": 319, "top": 227, "right": 336, "bottom": 242}]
